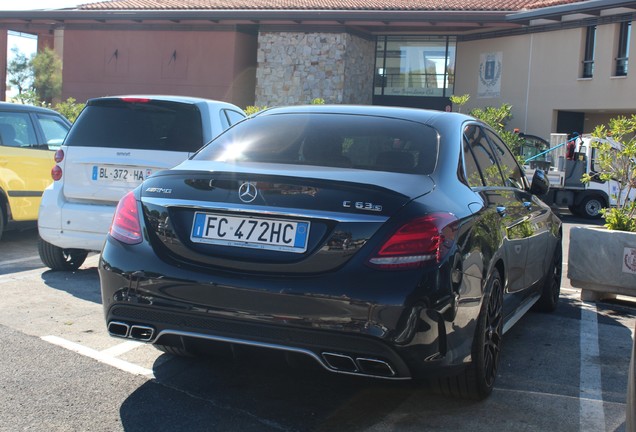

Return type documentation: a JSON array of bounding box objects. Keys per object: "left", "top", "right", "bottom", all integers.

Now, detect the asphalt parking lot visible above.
[{"left": 0, "top": 213, "right": 634, "bottom": 432}]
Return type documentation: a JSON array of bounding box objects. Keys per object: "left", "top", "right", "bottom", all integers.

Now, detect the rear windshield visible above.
[
  {"left": 65, "top": 99, "right": 203, "bottom": 152},
  {"left": 195, "top": 112, "right": 438, "bottom": 174}
]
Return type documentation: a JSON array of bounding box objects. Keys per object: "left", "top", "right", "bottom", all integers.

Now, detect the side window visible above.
[
  {"left": 462, "top": 130, "right": 483, "bottom": 187},
  {"left": 0, "top": 112, "right": 37, "bottom": 148},
  {"left": 485, "top": 129, "right": 526, "bottom": 189},
  {"left": 220, "top": 110, "right": 231, "bottom": 130},
  {"left": 463, "top": 124, "right": 504, "bottom": 187},
  {"left": 224, "top": 109, "right": 246, "bottom": 126},
  {"left": 36, "top": 114, "right": 70, "bottom": 149}
]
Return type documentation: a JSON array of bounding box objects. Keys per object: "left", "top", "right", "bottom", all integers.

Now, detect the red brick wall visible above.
[{"left": 60, "top": 29, "right": 256, "bottom": 108}]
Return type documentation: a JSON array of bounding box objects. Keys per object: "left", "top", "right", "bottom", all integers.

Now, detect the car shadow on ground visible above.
[
  {"left": 116, "top": 292, "right": 635, "bottom": 432},
  {"left": 40, "top": 266, "right": 102, "bottom": 304},
  {"left": 120, "top": 349, "right": 458, "bottom": 432}
]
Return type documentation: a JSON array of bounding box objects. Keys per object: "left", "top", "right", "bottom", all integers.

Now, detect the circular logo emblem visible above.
[{"left": 238, "top": 182, "right": 258, "bottom": 203}]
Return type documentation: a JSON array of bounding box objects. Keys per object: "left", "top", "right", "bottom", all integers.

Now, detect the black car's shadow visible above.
[
  {"left": 116, "top": 292, "right": 635, "bottom": 432},
  {"left": 119, "top": 346, "right": 477, "bottom": 432},
  {"left": 40, "top": 266, "right": 102, "bottom": 304}
]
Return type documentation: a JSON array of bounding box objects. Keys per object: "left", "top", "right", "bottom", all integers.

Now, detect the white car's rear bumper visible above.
[{"left": 38, "top": 183, "right": 117, "bottom": 252}]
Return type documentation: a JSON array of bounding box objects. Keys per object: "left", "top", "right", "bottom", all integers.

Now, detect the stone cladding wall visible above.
[{"left": 255, "top": 32, "right": 374, "bottom": 107}]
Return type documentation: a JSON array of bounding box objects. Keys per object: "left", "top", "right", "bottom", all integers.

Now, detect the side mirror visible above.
[{"left": 530, "top": 169, "right": 550, "bottom": 196}]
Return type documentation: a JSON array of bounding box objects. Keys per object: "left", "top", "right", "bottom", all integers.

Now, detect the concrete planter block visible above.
[{"left": 568, "top": 226, "right": 636, "bottom": 301}]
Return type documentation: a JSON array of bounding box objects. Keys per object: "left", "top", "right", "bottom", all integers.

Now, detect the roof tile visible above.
[{"left": 78, "top": 0, "right": 580, "bottom": 11}]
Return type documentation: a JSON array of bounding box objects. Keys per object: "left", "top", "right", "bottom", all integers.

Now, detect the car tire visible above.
[
  {"left": 577, "top": 195, "right": 605, "bottom": 219},
  {"left": 532, "top": 238, "right": 562, "bottom": 313},
  {"left": 434, "top": 269, "right": 503, "bottom": 400},
  {"left": 38, "top": 236, "right": 89, "bottom": 271}
]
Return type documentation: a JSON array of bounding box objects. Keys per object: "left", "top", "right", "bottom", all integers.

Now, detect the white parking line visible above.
[
  {"left": 100, "top": 340, "right": 145, "bottom": 357},
  {"left": 41, "top": 335, "right": 154, "bottom": 378},
  {"left": 0, "top": 255, "right": 41, "bottom": 266},
  {"left": 580, "top": 302, "right": 606, "bottom": 432}
]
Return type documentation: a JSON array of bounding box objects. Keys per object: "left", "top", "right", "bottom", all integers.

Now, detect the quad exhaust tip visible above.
[
  {"left": 322, "top": 352, "right": 396, "bottom": 377},
  {"left": 107, "top": 321, "right": 154, "bottom": 342},
  {"left": 108, "top": 321, "right": 130, "bottom": 338}
]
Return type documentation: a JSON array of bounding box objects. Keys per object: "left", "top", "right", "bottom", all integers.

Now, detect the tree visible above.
[
  {"left": 581, "top": 115, "right": 636, "bottom": 231},
  {"left": 31, "top": 47, "right": 63, "bottom": 104},
  {"left": 470, "top": 103, "right": 524, "bottom": 156},
  {"left": 450, "top": 94, "right": 470, "bottom": 113},
  {"left": 6, "top": 46, "right": 34, "bottom": 102}
]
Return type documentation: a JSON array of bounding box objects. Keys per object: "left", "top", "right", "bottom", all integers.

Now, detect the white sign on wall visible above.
[
  {"left": 623, "top": 247, "right": 636, "bottom": 274},
  {"left": 478, "top": 52, "right": 502, "bottom": 99}
]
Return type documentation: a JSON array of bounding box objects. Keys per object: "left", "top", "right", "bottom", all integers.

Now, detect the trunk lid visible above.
[{"left": 140, "top": 161, "right": 435, "bottom": 274}]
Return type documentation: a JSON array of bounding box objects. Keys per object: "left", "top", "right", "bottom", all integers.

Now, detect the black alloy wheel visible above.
[
  {"left": 533, "top": 239, "right": 562, "bottom": 312},
  {"left": 433, "top": 269, "right": 503, "bottom": 399},
  {"left": 479, "top": 270, "right": 504, "bottom": 392}
]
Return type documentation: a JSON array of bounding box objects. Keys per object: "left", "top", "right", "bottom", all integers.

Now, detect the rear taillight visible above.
[
  {"left": 54, "top": 149, "right": 64, "bottom": 163},
  {"left": 366, "top": 213, "right": 458, "bottom": 270},
  {"left": 51, "top": 165, "right": 62, "bottom": 181},
  {"left": 120, "top": 97, "right": 150, "bottom": 103},
  {"left": 52, "top": 149, "right": 64, "bottom": 180},
  {"left": 110, "top": 192, "right": 142, "bottom": 244}
]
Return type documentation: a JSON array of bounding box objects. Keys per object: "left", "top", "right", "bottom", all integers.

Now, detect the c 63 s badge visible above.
[{"left": 343, "top": 201, "right": 383, "bottom": 212}]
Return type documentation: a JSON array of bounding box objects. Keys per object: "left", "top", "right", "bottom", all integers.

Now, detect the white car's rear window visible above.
[{"left": 65, "top": 99, "right": 203, "bottom": 152}]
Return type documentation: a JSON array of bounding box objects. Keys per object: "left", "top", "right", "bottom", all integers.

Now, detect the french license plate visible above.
[
  {"left": 92, "top": 165, "right": 151, "bottom": 183},
  {"left": 190, "top": 212, "right": 310, "bottom": 253}
]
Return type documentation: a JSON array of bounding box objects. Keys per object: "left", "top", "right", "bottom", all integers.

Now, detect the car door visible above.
[
  {"left": 0, "top": 111, "right": 56, "bottom": 221},
  {"left": 462, "top": 123, "right": 531, "bottom": 314},
  {"left": 485, "top": 129, "right": 552, "bottom": 290}
]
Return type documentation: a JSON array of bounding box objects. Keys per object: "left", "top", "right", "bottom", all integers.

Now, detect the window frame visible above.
[
  {"left": 582, "top": 24, "right": 597, "bottom": 78},
  {"left": 616, "top": 21, "right": 631, "bottom": 77}
]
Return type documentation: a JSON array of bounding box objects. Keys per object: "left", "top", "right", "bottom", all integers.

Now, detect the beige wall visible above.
[
  {"left": 60, "top": 29, "right": 256, "bottom": 108},
  {"left": 455, "top": 21, "right": 636, "bottom": 139}
]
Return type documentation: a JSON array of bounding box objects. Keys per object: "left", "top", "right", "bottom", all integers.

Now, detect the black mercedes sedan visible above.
[{"left": 99, "top": 105, "right": 561, "bottom": 399}]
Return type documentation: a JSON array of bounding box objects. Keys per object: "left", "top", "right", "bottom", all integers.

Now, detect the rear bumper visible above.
[
  {"left": 106, "top": 304, "right": 418, "bottom": 379},
  {"left": 99, "top": 236, "right": 475, "bottom": 380},
  {"left": 38, "top": 184, "right": 116, "bottom": 251}
]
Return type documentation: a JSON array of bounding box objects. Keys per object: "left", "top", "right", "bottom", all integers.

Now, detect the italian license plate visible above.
[
  {"left": 92, "top": 165, "right": 151, "bottom": 183},
  {"left": 190, "top": 212, "right": 310, "bottom": 253}
]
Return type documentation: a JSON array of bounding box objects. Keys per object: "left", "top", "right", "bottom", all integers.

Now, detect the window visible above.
[
  {"left": 65, "top": 100, "right": 204, "bottom": 152},
  {"left": 0, "top": 112, "right": 37, "bottom": 147},
  {"left": 582, "top": 25, "right": 596, "bottom": 78},
  {"left": 36, "top": 114, "right": 70, "bottom": 149},
  {"left": 616, "top": 21, "right": 631, "bottom": 76},
  {"left": 222, "top": 109, "right": 246, "bottom": 128},
  {"left": 484, "top": 129, "right": 526, "bottom": 190},
  {"left": 463, "top": 124, "right": 503, "bottom": 187},
  {"left": 462, "top": 132, "right": 483, "bottom": 188},
  {"left": 198, "top": 113, "right": 439, "bottom": 174},
  {"left": 374, "top": 36, "right": 456, "bottom": 98}
]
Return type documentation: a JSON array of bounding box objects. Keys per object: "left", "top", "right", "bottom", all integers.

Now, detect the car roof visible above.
[
  {"left": 0, "top": 101, "right": 67, "bottom": 116},
  {"left": 255, "top": 104, "right": 474, "bottom": 126},
  {"left": 86, "top": 95, "right": 244, "bottom": 109}
]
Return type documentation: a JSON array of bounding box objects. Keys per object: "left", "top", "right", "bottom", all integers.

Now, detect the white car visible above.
[{"left": 38, "top": 95, "right": 246, "bottom": 270}]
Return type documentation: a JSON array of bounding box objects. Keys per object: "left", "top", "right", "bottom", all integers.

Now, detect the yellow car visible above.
[{"left": 0, "top": 102, "right": 71, "bottom": 240}]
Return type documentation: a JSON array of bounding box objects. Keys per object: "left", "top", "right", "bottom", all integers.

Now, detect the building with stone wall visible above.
[{"left": 1, "top": 0, "right": 636, "bottom": 137}]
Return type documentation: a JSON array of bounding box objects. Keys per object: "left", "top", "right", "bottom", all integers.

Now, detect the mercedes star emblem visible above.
[{"left": 238, "top": 182, "right": 258, "bottom": 203}]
